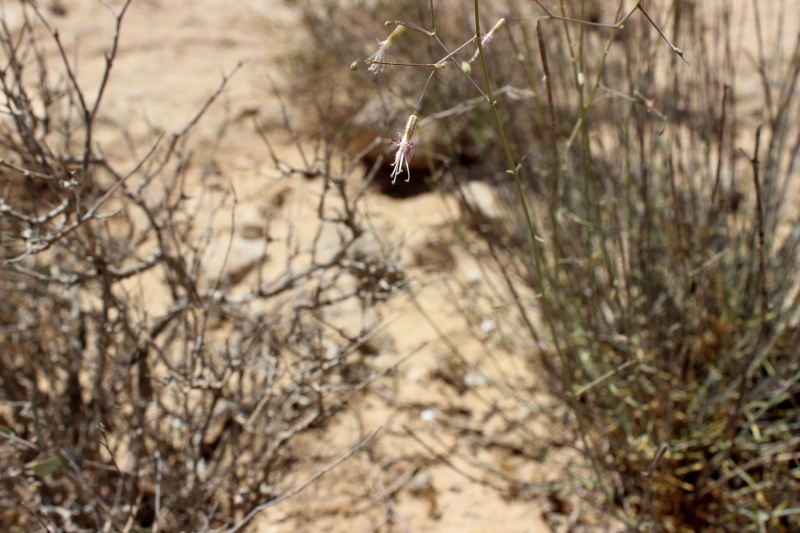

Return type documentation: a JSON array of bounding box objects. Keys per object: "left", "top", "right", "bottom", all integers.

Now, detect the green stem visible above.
[{"left": 472, "top": 0, "right": 617, "bottom": 517}]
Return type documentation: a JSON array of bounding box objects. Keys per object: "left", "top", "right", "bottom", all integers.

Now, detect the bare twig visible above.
[
  {"left": 533, "top": 0, "right": 624, "bottom": 29},
  {"left": 153, "top": 451, "right": 163, "bottom": 533},
  {"left": 227, "top": 427, "right": 383, "bottom": 533},
  {"left": 637, "top": 2, "right": 690, "bottom": 64}
]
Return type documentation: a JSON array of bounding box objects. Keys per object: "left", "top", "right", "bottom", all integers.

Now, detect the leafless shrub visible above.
[{"left": 0, "top": 2, "right": 397, "bottom": 531}]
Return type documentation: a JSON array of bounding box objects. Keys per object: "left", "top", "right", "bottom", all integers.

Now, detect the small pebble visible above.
[{"left": 420, "top": 408, "right": 437, "bottom": 424}]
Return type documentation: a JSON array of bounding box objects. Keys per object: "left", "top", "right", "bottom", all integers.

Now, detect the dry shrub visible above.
[{"left": 0, "top": 2, "right": 397, "bottom": 530}]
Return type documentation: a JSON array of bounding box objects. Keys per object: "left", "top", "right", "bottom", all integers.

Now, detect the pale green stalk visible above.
[{"left": 472, "top": 0, "right": 617, "bottom": 517}]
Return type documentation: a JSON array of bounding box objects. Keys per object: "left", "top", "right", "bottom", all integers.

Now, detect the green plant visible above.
[
  {"left": 478, "top": 2, "right": 800, "bottom": 531},
  {"left": 346, "top": 0, "right": 800, "bottom": 530}
]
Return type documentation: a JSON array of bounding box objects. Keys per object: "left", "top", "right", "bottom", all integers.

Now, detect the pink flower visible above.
[
  {"left": 367, "top": 25, "right": 405, "bottom": 74},
  {"left": 469, "top": 18, "right": 506, "bottom": 64},
  {"left": 367, "top": 42, "right": 388, "bottom": 74}
]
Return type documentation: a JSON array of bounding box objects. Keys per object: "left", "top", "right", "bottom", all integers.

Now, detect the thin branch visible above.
[
  {"left": 532, "top": 0, "right": 624, "bottom": 29},
  {"left": 637, "top": 2, "right": 690, "bottom": 64},
  {"left": 227, "top": 427, "right": 382, "bottom": 533},
  {"left": 152, "top": 451, "right": 163, "bottom": 533}
]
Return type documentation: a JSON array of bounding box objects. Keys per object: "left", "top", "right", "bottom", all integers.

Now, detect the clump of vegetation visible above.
[
  {"left": 509, "top": 3, "right": 799, "bottom": 530},
  {"left": 481, "top": 2, "right": 800, "bottom": 531},
  {"left": 336, "top": 0, "right": 800, "bottom": 530}
]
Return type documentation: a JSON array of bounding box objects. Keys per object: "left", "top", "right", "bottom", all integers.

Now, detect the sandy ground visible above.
[{"left": 3, "top": 0, "right": 796, "bottom": 531}]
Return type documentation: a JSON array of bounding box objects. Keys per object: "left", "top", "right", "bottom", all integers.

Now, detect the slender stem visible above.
[
  {"left": 533, "top": 0, "right": 621, "bottom": 29},
  {"left": 472, "top": 1, "right": 535, "bottom": 251},
  {"left": 638, "top": 2, "right": 690, "bottom": 64},
  {"left": 415, "top": 70, "right": 437, "bottom": 113},
  {"left": 472, "top": 7, "right": 610, "bottom": 506},
  {"left": 363, "top": 59, "right": 447, "bottom": 69}
]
